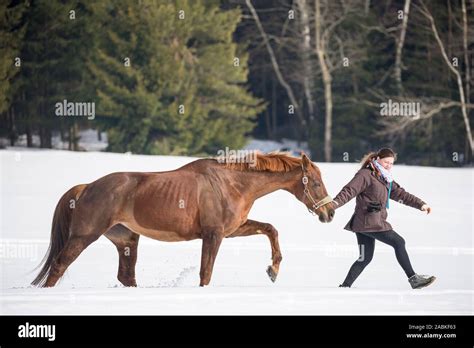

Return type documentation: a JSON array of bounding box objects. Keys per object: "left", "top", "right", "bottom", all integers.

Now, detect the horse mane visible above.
[{"left": 216, "top": 151, "right": 312, "bottom": 173}]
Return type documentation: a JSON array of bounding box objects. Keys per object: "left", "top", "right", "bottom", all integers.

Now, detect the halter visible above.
[{"left": 301, "top": 164, "right": 333, "bottom": 216}]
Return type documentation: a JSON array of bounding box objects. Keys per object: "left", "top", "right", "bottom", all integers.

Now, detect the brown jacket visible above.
[{"left": 333, "top": 167, "right": 425, "bottom": 232}]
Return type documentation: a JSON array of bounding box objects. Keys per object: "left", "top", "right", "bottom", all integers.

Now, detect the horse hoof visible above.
[
  {"left": 266, "top": 266, "right": 278, "bottom": 283},
  {"left": 118, "top": 277, "right": 137, "bottom": 287}
]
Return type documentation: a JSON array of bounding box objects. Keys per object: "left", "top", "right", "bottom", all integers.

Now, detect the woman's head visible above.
[
  {"left": 376, "top": 147, "right": 397, "bottom": 170},
  {"left": 360, "top": 147, "right": 397, "bottom": 170}
]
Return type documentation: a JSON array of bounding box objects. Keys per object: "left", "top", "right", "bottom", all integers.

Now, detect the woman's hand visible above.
[{"left": 421, "top": 204, "right": 431, "bottom": 214}]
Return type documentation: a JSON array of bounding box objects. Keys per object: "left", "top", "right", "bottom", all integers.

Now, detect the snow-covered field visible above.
[{"left": 0, "top": 149, "right": 472, "bottom": 314}]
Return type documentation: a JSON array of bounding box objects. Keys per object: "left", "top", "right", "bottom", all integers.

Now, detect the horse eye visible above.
[{"left": 312, "top": 182, "right": 320, "bottom": 188}]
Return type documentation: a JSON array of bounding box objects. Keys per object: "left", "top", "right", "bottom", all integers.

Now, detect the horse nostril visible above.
[{"left": 329, "top": 209, "right": 335, "bottom": 219}]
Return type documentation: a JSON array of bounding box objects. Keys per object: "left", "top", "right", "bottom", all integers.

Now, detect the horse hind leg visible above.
[
  {"left": 44, "top": 214, "right": 114, "bottom": 287},
  {"left": 105, "top": 224, "right": 140, "bottom": 287},
  {"left": 44, "top": 233, "right": 100, "bottom": 287}
]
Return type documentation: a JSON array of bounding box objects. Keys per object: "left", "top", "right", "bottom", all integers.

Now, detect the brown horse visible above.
[{"left": 32, "top": 152, "right": 334, "bottom": 288}]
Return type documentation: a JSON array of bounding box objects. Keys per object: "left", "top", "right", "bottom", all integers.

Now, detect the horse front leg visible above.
[
  {"left": 199, "top": 229, "right": 224, "bottom": 287},
  {"left": 227, "top": 219, "right": 283, "bottom": 282}
]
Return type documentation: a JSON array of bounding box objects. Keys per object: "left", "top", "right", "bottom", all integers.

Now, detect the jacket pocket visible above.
[{"left": 364, "top": 211, "right": 382, "bottom": 229}]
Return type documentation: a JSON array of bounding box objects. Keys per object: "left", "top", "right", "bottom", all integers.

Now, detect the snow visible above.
[
  {"left": 0, "top": 129, "right": 108, "bottom": 152},
  {"left": 244, "top": 138, "right": 310, "bottom": 156},
  {"left": 0, "top": 148, "right": 472, "bottom": 314}
]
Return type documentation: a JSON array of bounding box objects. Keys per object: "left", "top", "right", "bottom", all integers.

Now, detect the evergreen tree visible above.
[
  {"left": 90, "top": 0, "right": 263, "bottom": 155},
  {"left": 4, "top": 0, "right": 98, "bottom": 148},
  {"left": 0, "top": 0, "right": 27, "bottom": 144}
]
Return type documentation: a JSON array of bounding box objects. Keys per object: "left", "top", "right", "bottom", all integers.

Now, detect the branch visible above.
[
  {"left": 419, "top": 0, "right": 473, "bottom": 153},
  {"left": 245, "top": 0, "right": 306, "bottom": 126},
  {"left": 321, "top": 14, "right": 346, "bottom": 45}
]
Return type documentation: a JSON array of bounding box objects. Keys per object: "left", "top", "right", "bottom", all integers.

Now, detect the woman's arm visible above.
[
  {"left": 332, "top": 169, "right": 371, "bottom": 209},
  {"left": 390, "top": 181, "right": 426, "bottom": 210}
]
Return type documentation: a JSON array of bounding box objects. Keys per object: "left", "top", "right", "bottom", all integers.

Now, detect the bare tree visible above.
[
  {"left": 394, "top": 0, "right": 411, "bottom": 95},
  {"left": 296, "top": 0, "right": 317, "bottom": 122},
  {"left": 376, "top": 97, "right": 474, "bottom": 136},
  {"left": 418, "top": 0, "right": 473, "bottom": 154},
  {"left": 372, "top": 1, "right": 473, "bottom": 160},
  {"left": 245, "top": 0, "right": 307, "bottom": 129},
  {"left": 461, "top": 0, "right": 471, "bottom": 158},
  {"left": 313, "top": 0, "right": 364, "bottom": 161},
  {"left": 315, "top": 0, "right": 333, "bottom": 161},
  {"left": 241, "top": 0, "right": 367, "bottom": 159}
]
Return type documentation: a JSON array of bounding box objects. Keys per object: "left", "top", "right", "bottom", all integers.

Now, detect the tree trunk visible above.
[
  {"left": 39, "top": 127, "right": 45, "bottom": 148},
  {"left": 26, "top": 125, "right": 33, "bottom": 147},
  {"left": 296, "top": 0, "right": 316, "bottom": 122},
  {"left": 8, "top": 108, "right": 16, "bottom": 146},
  {"left": 264, "top": 106, "right": 272, "bottom": 140},
  {"left": 40, "top": 127, "right": 52, "bottom": 148},
  {"left": 262, "top": 67, "right": 272, "bottom": 139},
  {"left": 72, "top": 124, "right": 77, "bottom": 151},
  {"left": 68, "top": 125, "right": 72, "bottom": 150},
  {"left": 447, "top": 0, "right": 452, "bottom": 59},
  {"left": 272, "top": 76, "right": 277, "bottom": 138},
  {"left": 46, "top": 129, "right": 52, "bottom": 148},
  {"left": 352, "top": 73, "right": 359, "bottom": 95},
  {"left": 364, "top": 0, "right": 370, "bottom": 16},
  {"left": 321, "top": 68, "right": 333, "bottom": 162},
  {"left": 69, "top": 122, "right": 79, "bottom": 151},
  {"left": 461, "top": 0, "right": 471, "bottom": 162},
  {"left": 394, "top": 0, "right": 411, "bottom": 95},
  {"left": 60, "top": 124, "right": 66, "bottom": 142},
  {"left": 420, "top": 1, "right": 473, "bottom": 155},
  {"left": 315, "top": 0, "right": 333, "bottom": 162}
]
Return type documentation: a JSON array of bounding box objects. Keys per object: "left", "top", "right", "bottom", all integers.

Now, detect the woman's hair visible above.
[{"left": 360, "top": 147, "right": 397, "bottom": 168}]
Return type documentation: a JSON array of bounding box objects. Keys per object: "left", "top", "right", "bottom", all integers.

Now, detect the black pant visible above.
[{"left": 341, "top": 230, "right": 416, "bottom": 287}]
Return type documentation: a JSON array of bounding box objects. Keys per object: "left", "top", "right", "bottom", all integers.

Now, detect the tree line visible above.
[
  {"left": 228, "top": 0, "right": 473, "bottom": 166},
  {"left": 1, "top": 0, "right": 472, "bottom": 165},
  {"left": 1, "top": 0, "right": 263, "bottom": 155}
]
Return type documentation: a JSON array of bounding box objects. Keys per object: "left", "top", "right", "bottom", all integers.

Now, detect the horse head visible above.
[{"left": 293, "top": 153, "right": 335, "bottom": 223}]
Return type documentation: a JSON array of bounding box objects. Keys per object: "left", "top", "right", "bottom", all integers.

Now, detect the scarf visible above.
[
  {"left": 371, "top": 159, "right": 393, "bottom": 208},
  {"left": 372, "top": 159, "right": 393, "bottom": 183}
]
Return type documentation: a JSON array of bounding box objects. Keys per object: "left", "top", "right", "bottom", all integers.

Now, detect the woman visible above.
[{"left": 330, "top": 148, "right": 436, "bottom": 289}]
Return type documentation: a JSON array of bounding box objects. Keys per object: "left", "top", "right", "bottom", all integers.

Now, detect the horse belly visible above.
[
  {"left": 120, "top": 222, "right": 199, "bottom": 242},
  {"left": 131, "top": 175, "right": 200, "bottom": 241}
]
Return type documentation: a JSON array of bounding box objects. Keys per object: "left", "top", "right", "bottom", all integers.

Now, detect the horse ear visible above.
[{"left": 301, "top": 152, "right": 311, "bottom": 170}]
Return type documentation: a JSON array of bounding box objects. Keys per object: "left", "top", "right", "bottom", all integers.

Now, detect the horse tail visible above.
[{"left": 31, "top": 184, "right": 87, "bottom": 287}]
